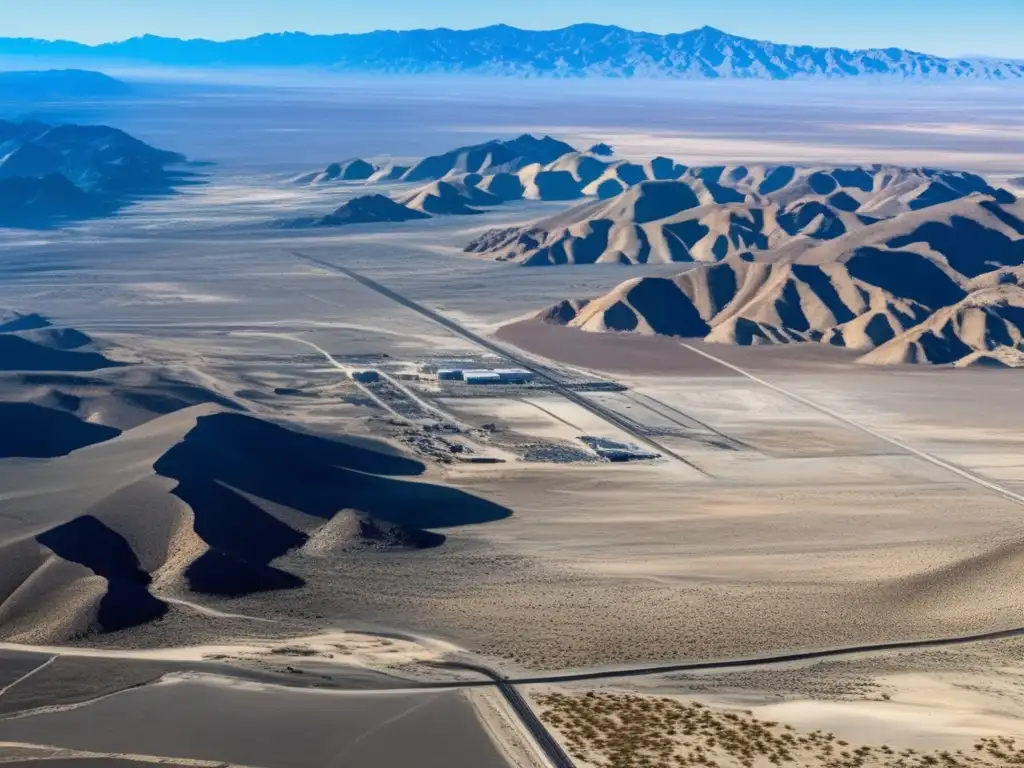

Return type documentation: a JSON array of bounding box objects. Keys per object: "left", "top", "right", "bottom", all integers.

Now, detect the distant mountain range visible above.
[{"left": 1, "top": 25, "right": 1021, "bottom": 80}]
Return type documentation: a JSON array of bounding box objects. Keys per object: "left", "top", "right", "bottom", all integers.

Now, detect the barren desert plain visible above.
[{"left": 1, "top": 75, "right": 1024, "bottom": 767}]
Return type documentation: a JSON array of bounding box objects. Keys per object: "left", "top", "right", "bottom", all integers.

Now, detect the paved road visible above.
[
  {"left": 498, "top": 621, "right": 1024, "bottom": 686},
  {"left": 679, "top": 342, "right": 1024, "bottom": 507},
  {"left": 292, "top": 252, "right": 708, "bottom": 476},
  {"left": 419, "top": 619, "right": 1022, "bottom": 767},
  {"left": 438, "top": 662, "right": 574, "bottom": 768}
]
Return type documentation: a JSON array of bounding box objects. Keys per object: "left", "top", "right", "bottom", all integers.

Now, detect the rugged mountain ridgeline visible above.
[
  {"left": 538, "top": 196, "right": 1024, "bottom": 367},
  {"left": 293, "top": 134, "right": 575, "bottom": 188},
  {"left": 466, "top": 164, "right": 1014, "bottom": 265},
  {"left": 285, "top": 134, "right": 580, "bottom": 226},
  {"left": 0, "top": 119, "right": 189, "bottom": 227},
  {"left": 2, "top": 25, "right": 1022, "bottom": 80},
  {"left": 291, "top": 135, "right": 1013, "bottom": 236},
  {"left": 292, "top": 134, "right": 1024, "bottom": 367}
]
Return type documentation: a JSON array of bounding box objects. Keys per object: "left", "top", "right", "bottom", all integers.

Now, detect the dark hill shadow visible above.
[
  {"left": 0, "top": 335, "right": 123, "bottom": 372},
  {"left": 887, "top": 216, "right": 1024, "bottom": 277},
  {"left": 185, "top": 551, "right": 304, "bottom": 597},
  {"left": 636, "top": 182, "right": 700, "bottom": 224},
  {"left": 846, "top": 248, "right": 966, "bottom": 307},
  {"left": 36, "top": 515, "right": 168, "bottom": 633},
  {"left": 0, "top": 312, "right": 50, "bottom": 333},
  {"left": 624, "top": 278, "right": 710, "bottom": 337},
  {"left": 758, "top": 166, "right": 795, "bottom": 195},
  {"left": 154, "top": 413, "right": 511, "bottom": 526},
  {"left": 0, "top": 402, "right": 120, "bottom": 458},
  {"left": 152, "top": 413, "right": 512, "bottom": 596},
  {"left": 791, "top": 265, "right": 857, "bottom": 325},
  {"left": 15, "top": 327, "right": 92, "bottom": 350}
]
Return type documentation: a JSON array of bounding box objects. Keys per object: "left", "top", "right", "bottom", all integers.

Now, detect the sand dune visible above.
[
  {"left": 537, "top": 196, "right": 1024, "bottom": 364},
  {"left": 14, "top": 326, "right": 92, "bottom": 351},
  {"left": 300, "top": 509, "right": 446, "bottom": 557},
  {"left": 0, "top": 408, "right": 510, "bottom": 642},
  {"left": 0, "top": 402, "right": 120, "bottom": 458},
  {"left": 0, "top": 314, "right": 120, "bottom": 372},
  {"left": 0, "top": 366, "right": 240, "bottom": 432},
  {"left": 0, "top": 541, "right": 105, "bottom": 643},
  {"left": 0, "top": 313, "right": 240, "bottom": 463}
]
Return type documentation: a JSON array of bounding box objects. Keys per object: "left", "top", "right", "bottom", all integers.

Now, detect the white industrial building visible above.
[
  {"left": 493, "top": 369, "right": 536, "bottom": 384},
  {"left": 437, "top": 368, "right": 536, "bottom": 385},
  {"left": 463, "top": 371, "right": 503, "bottom": 385}
]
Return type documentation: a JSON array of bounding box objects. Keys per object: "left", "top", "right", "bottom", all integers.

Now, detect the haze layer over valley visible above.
[{"left": 1, "top": 62, "right": 1024, "bottom": 768}]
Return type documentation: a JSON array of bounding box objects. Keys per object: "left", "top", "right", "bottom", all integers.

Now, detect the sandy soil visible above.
[
  {"left": 4, "top": 216, "right": 1024, "bottom": 673},
  {"left": 527, "top": 635, "right": 1024, "bottom": 766},
  {"left": 0, "top": 677, "right": 510, "bottom": 768},
  {"left": 3, "top": 76, "right": 1024, "bottom": 764},
  {"left": 497, "top": 318, "right": 734, "bottom": 375}
]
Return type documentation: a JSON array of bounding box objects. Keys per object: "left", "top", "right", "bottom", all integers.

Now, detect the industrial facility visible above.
[{"left": 436, "top": 368, "right": 537, "bottom": 385}]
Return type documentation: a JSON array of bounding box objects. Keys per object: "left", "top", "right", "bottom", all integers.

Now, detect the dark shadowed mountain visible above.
[
  {"left": 0, "top": 119, "right": 190, "bottom": 228},
  {"left": 1, "top": 26, "right": 1021, "bottom": 80},
  {"left": 281, "top": 194, "right": 431, "bottom": 228},
  {"left": 0, "top": 69, "right": 130, "bottom": 100}
]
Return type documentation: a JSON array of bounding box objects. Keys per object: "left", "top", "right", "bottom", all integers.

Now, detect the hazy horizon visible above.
[{"left": 3, "top": 0, "right": 1022, "bottom": 58}]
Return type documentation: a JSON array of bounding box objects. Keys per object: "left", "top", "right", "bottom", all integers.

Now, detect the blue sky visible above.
[{"left": 4, "top": 0, "right": 1021, "bottom": 57}]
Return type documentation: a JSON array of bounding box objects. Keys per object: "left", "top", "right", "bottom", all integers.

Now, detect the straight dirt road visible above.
[{"left": 291, "top": 251, "right": 708, "bottom": 476}]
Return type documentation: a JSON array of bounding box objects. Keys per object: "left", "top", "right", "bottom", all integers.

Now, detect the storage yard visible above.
[{"left": 325, "top": 351, "right": 770, "bottom": 469}]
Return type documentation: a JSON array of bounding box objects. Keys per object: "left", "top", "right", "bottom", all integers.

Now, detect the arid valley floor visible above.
[{"left": 1, "top": 78, "right": 1024, "bottom": 767}]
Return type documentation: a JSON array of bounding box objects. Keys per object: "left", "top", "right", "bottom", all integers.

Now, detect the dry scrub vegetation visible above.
[{"left": 535, "top": 692, "right": 1024, "bottom": 768}]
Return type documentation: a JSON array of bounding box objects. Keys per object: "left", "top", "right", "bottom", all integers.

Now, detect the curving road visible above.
[
  {"left": 283, "top": 253, "right": 1024, "bottom": 765},
  {"left": 437, "top": 661, "right": 575, "bottom": 768},
  {"left": 495, "top": 622, "right": 1024, "bottom": 687}
]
